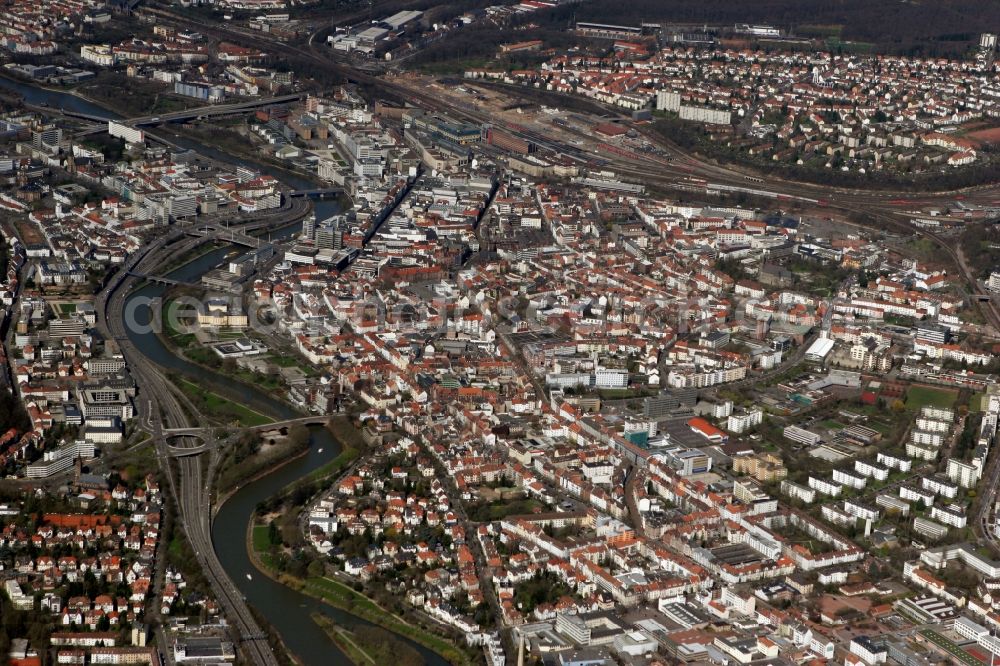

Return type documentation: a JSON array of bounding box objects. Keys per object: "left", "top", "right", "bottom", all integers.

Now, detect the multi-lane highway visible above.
[
  {"left": 140, "top": 6, "right": 1000, "bottom": 329},
  {"left": 75, "top": 10, "right": 1000, "bottom": 663},
  {"left": 96, "top": 225, "right": 282, "bottom": 666}
]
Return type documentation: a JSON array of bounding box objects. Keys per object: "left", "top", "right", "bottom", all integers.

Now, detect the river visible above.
[
  {"left": 0, "top": 75, "right": 321, "bottom": 191},
  {"left": 0, "top": 76, "right": 451, "bottom": 665},
  {"left": 125, "top": 225, "right": 450, "bottom": 666}
]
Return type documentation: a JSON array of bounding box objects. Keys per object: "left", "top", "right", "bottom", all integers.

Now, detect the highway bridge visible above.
[
  {"left": 163, "top": 416, "right": 331, "bottom": 438},
  {"left": 60, "top": 93, "right": 305, "bottom": 127},
  {"left": 167, "top": 443, "right": 211, "bottom": 457},
  {"left": 164, "top": 416, "right": 330, "bottom": 457},
  {"left": 186, "top": 223, "right": 272, "bottom": 249},
  {"left": 130, "top": 93, "right": 306, "bottom": 126},
  {"left": 126, "top": 271, "right": 198, "bottom": 287}
]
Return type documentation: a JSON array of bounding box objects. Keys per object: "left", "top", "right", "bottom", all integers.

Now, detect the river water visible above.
[
  {"left": 0, "top": 75, "right": 320, "bottom": 191},
  {"left": 126, "top": 242, "right": 447, "bottom": 666},
  {"left": 0, "top": 76, "right": 451, "bottom": 665}
]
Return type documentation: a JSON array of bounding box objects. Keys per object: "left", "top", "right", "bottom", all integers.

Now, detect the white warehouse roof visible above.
[
  {"left": 383, "top": 10, "right": 422, "bottom": 30},
  {"left": 805, "top": 337, "right": 835, "bottom": 359}
]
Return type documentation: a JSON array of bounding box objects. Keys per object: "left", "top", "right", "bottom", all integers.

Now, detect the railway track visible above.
[{"left": 97, "top": 232, "right": 280, "bottom": 666}]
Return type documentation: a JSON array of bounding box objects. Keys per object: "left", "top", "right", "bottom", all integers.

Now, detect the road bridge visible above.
[
  {"left": 130, "top": 94, "right": 306, "bottom": 126},
  {"left": 163, "top": 416, "right": 330, "bottom": 438},
  {"left": 288, "top": 188, "right": 342, "bottom": 199},
  {"left": 58, "top": 109, "right": 113, "bottom": 123},
  {"left": 186, "top": 224, "right": 271, "bottom": 249},
  {"left": 166, "top": 443, "right": 211, "bottom": 457},
  {"left": 127, "top": 271, "right": 198, "bottom": 287},
  {"left": 60, "top": 94, "right": 305, "bottom": 128}
]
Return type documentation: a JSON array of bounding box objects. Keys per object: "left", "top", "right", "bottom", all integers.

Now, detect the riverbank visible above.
[
  {"left": 214, "top": 425, "right": 316, "bottom": 498},
  {"left": 154, "top": 300, "right": 288, "bottom": 408},
  {"left": 174, "top": 377, "right": 274, "bottom": 427},
  {"left": 214, "top": 437, "right": 312, "bottom": 519},
  {"left": 246, "top": 525, "right": 473, "bottom": 666},
  {"left": 311, "top": 614, "right": 366, "bottom": 665},
  {"left": 311, "top": 613, "right": 431, "bottom": 666},
  {"left": 0, "top": 71, "right": 121, "bottom": 118},
  {"left": 240, "top": 420, "right": 472, "bottom": 666},
  {"left": 170, "top": 123, "right": 325, "bottom": 188},
  {"left": 209, "top": 416, "right": 358, "bottom": 514}
]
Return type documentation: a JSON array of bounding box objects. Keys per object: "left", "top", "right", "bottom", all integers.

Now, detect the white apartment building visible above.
[
  {"left": 854, "top": 460, "right": 889, "bottom": 481},
  {"left": 930, "top": 505, "right": 967, "bottom": 529},
  {"left": 843, "top": 499, "right": 879, "bottom": 522},
  {"left": 849, "top": 637, "right": 887, "bottom": 665},
  {"left": 877, "top": 452, "right": 912, "bottom": 472},
  {"left": 785, "top": 425, "right": 822, "bottom": 446},
  {"left": 906, "top": 442, "right": 939, "bottom": 461},
  {"left": 808, "top": 476, "right": 843, "bottom": 497},
  {"left": 833, "top": 469, "right": 867, "bottom": 490},
  {"left": 900, "top": 485, "right": 935, "bottom": 505},
  {"left": 916, "top": 417, "right": 950, "bottom": 433},
  {"left": 911, "top": 430, "right": 944, "bottom": 447},
  {"left": 727, "top": 408, "right": 762, "bottom": 434},
  {"left": 780, "top": 480, "right": 816, "bottom": 504},
  {"left": 875, "top": 494, "right": 911, "bottom": 516},
  {"left": 921, "top": 476, "right": 959, "bottom": 499},
  {"left": 948, "top": 459, "right": 982, "bottom": 489}
]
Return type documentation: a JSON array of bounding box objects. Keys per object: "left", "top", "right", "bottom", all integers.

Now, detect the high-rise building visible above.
[
  {"left": 314, "top": 215, "right": 345, "bottom": 250},
  {"left": 300, "top": 212, "right": 316, "bottom": 241},
  {"left": 31, "top": 125, "right": 62, "bottom": 152}
]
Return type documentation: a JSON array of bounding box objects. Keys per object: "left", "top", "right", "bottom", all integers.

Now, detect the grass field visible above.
[
  {"left": 269, "top": 354, "right": 302, "bottom": 368},
  {"left": 468, "top": 498, "right": 543, "bottom": 522},
  {"left": 825, "top": 37, "right": 874, "bottom": 53},
  {"left": 867, "top": 420, "right": 894, "bottom": 436},
  {"left": 176, "top": 378, "right": 273, "bottom": 427},
  {"left": 13, "top": 218, "right": 43, "bottom": 245},
  {"left": 303, "top": 577, "right": 473, "bottom": 665},
  {"left": 906, "top": 386, "right": 958, "bottom": 410},
  {"left": 819, "top": 419, "right": 845, "bottom": 430},
  {"left": 251, "top": 525, "right": 270, "bottom": 553},
  {"left": 312, "top": 613, "right": 374, "bottom": 665},
  {"left": 302, "top": 446, "right": 360, "bottom": 484}
]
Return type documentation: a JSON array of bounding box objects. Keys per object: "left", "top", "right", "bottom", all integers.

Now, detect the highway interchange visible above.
[
  {"left": 94, "top": 206, "right": 311, "bottom": 665},
  {"left": 70, "top": 7, "right": 1000, "bottom": 664}
]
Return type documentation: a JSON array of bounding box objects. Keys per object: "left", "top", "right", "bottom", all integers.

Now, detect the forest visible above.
[{"left": 961, "top": 221, "right": 1000, "bottom": 280}]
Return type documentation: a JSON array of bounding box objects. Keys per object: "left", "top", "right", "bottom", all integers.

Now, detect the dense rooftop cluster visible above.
[{"left": 470, "top": 44, "right": 1000, "bottom": 173}]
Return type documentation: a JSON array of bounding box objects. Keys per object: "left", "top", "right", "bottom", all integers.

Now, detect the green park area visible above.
[
  {"left": 302, "top": 577, "right": 474, "bottom": 666},
  {"left": 905, "top": 386, "right": 957, "bottom": 411},
  {"left": 175, "top": 378, "right": 273, "bottom": 427}
]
